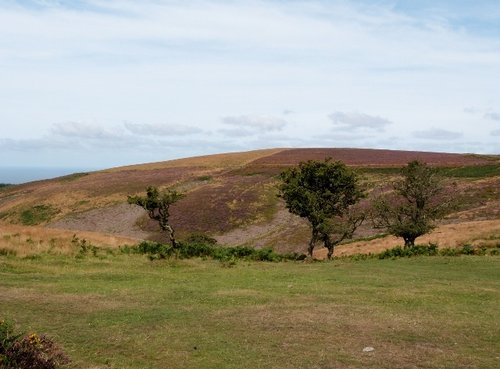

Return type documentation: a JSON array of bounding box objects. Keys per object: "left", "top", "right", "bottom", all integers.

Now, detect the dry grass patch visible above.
[
  {"left": 0, "top": 224, "right": 137, "bottom": 256},
  {"left": 312, "top": 219, "right": 500, "bottom": 259}
]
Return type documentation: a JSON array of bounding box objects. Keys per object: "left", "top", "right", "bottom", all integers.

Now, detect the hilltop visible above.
[{"left": 0, "top": 148, "right": 498, "bottom": 255}]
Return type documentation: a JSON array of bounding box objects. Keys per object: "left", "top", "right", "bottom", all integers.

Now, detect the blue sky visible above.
[{"left": 0, "top": 0, "right": 499, "bottom": 169}]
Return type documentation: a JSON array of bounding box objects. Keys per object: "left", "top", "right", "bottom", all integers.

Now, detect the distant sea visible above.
[{"left": 0, "top": 167, "right": 99, "bottom": 185}]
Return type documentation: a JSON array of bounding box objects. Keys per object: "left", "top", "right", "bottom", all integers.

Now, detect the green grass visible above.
[
  {"left": 0, "top": 255, "right": 499, "bottom": 369},
  {"left": 359, "top": 164, "right": 500, "bottom": 178},
  {"left": 19, "top": 204, "right": 59, "bottom": 225},
  {"left": 438, "top": 164, "right": 500, "bottom": 178},
  {"left": 57, "top": 172, "right": 89, "bottom": 183}
]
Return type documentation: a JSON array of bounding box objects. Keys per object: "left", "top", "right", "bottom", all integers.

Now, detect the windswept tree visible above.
[
  {"left": 278, "top": 159, "right": 365, "bottom": 259},
  {"left": 128, "top": 186, "right": 185, "bottom": 248},
  {"left": 372, "top": 160, "right": 453, "bottom": 247}
]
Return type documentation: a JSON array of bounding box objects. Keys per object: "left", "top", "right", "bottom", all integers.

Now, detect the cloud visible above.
[
  {"left": 463, "top": 107, "right": 481, "bottom": 114},
  {"left": 328, "top": 112, "right": 393, "bottom": 131},
  {"left": 217, "top": 128, "right": 254, "bottom": 138},
  {"left": 0, "top": 137, "right": 77, "bottom": 151},
  {"left": 491, "top": 129, "right": 500, "bottom": 136},
  {"left": 221, "top": 115, "right": 287, "bottom": 135},
  {"left": 484, "top": 112, "right": 500, "bottom": 121},
  {"left": 123, "top": 122, "right": 202, "bottom": 136},
  {"left": 51, "top": 121, "right": 122, "bottom": 139},
  {"left": 412, "top": 128, "right": 463, "bottom": 140}
]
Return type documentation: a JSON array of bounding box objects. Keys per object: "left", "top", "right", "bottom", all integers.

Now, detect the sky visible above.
[{"left": 0, "top": 0, "right": 499, "bottom": 171}]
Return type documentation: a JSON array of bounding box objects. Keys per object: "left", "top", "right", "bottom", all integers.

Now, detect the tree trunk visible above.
[
  {"left": 403, "top": 236, "right": 416, "bottom": 248},
  {"left": 324, "top": 237, "right": 335, "bottom": 259},
  {"left": 308, "top": 231, "right": 318, "bottom": 257},
  {"left": 165, "top": 225, "right": 177, "bottom": 249}
]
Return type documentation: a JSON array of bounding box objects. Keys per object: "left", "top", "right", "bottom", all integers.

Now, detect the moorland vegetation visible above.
[{"left": 0, "top": 149, "right": 499, "bottom": 369}]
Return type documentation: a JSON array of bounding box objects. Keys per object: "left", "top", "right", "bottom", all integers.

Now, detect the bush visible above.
[
  {"left": 378, "top": 243, "right": 439, "bottom": 259},
  {"left": 19, "top": 205, "right": 59, "bottom": 226},
  {"left": 461, "top": 243, "right": 475, "bottom": 255},
  {"left": 439, "top": 247, "right": 458, "bottom": 256},
  {"left": 125, "top": 240, "right": 306, "bottom": 263},
  {"left": 184, "top": 233, "right": 217, "bottom": 246},
  {"left": 5, "top": 333, "right": 70, "bottom": 369},
  {"left": 0, "top": 320, "right": 69, "bottom": 369}
]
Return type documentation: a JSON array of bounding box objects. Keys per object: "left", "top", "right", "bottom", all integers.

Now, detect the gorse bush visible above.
[
  {"left": 378, "top": 243, "right": 439, "bottom": 259},
  {"left": 0, "top": 320, "right": 69, "bottom": 369},
  {"left": 375, "top": 242, "right": 499, "bottom": 260},
  {"left": 19, "top": 205, "right": 59, "bottom": 226},
  {"left": 122, "top": 240, "right": 306, "bottom": 262}
]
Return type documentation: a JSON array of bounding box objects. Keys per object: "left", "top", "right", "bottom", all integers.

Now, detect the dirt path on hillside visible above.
[
  {"left": 215, "top": 207, "right": 309, "bottom": 250},
  {"left": 48, "top": 203, "right": 152, "bottom": 240}
]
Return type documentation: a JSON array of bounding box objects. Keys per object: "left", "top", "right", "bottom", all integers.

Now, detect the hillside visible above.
[{"left": 0, "top": 148, "right": 498, "bottom": 254}]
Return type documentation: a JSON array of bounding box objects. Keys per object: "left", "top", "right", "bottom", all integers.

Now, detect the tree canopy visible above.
[
  {"left": 128, "top": 186, "right": 185, "bottom": 248},
  {"left": 278, "top": 159, "right": 365, "bottom": 258},
  {"left": 372, "top": 160, "right": 453, "bottom": 247}
]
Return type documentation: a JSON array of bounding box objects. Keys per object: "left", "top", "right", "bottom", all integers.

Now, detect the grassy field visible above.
[{"left": 1, "top": 255, "right": 499, "bottom": 369}]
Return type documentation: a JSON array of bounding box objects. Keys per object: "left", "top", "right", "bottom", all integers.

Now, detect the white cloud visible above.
[
  {"left": 484, "top": 112, "right": 500, "bottom": 122},
  {"left": 328, "top": 112, "right": 393, "bottom": 131},
  {"left": 123, "top": 122, "right": 202, "bottom": 136},
  {"left": 221, "top": 115, "right": 287, "bottom": 134},
  {"left": 0, "top": 0, "right": 499, "bottom": 168},
  {"left": 491, "top": 129, "right": 500, "bottom": 136},
  {"left": 412, "top": 128, "right": 463, "bottom": 140},
  {"left": 51, "top": 121, "right": 122, "bottom": 139}
]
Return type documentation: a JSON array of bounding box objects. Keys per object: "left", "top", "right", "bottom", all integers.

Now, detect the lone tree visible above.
[
  {"left": 128, "top": 186, "right": 185, "bottom": 248},
  {"left": 278, "top": 159, "right": 365, "bottom": 259},
  {"left": 372, "top": 160, "right": 453, "bottom": 247}
]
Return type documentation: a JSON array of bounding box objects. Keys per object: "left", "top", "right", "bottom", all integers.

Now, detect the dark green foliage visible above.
[
  {"left": 128, "top": 186, "right": 185, "bottom": 248},
  {"left": 438, "top": 164, "right": 499, "bottom": 178},
  {"left": 461, "top": 243, "right": 474, "bottom": 255},
  {"left": 71, "top": 235, "right": 98, "bottom": 257},
  {"left": 372, "top": 161, "right": 454, "bottom": 247},
  {"left": 279, "top": 159, "right": 365, "bottom": 258},
  {"left": 0, "top": 320, "right": 69, "bottom": 369},
  {"left": 57, "top": 172, "right": 89, "bottom": 183},
  {"left": 0, "top": 249, "right": 16, "bottom": 257},
  {"left": 368, "top": 243, "right": 499, "bottom": 260},
  {"left": 184, "top": 233, "right": 218, "bottom": 246},
  {"left": 123, "top": 240, "right": 305, "bottom": 262},
  {"left": 377, "top": 243, "right": 439, "bottom": 259},
  {"left": 195, "top": 175, "right": 212, "bottom": 182},
  {"left": 19, "top": 205, "right": 59, "bottom": 225},
  {"left": 0, "top": 184, "right": 11, "bottom": 189}
]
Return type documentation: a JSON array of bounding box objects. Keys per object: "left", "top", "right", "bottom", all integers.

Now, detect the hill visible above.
[{"left": 0, "top": 148, "right": 498, "bottom": 254}]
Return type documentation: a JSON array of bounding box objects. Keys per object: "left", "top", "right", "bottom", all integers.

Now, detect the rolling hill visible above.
[{"left": 0, "top": 148, "right": 498, "bottom": 255}]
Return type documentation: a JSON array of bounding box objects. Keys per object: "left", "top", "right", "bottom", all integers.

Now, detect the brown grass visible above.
[
  {"left": 104, "top": 148, "right": 285, "bottom": 172},
  {"left": 0, "top": 224, "right": 138, "bottom": 257},
  {"left": 251, "top": 148, "right": 496, "bottom": 167},
  {"left": 312, "top": 219, "right": 500, "bottom": 259}
]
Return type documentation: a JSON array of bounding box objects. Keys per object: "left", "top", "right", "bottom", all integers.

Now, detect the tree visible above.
[
  {"left": 372, "top": 160, "right": 453, "bottom": 247},
  {"left": 128, "top": 186, "right": 185, "bottom": 248},
  {"left": 278, "top": 159, "right": 365, "bottom": 259}
]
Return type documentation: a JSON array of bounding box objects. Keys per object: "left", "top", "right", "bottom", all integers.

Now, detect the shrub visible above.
[
  {"left": 19, "top": 205, "right": 59, "bottom": 226},
  {"left": 125, "top": 240, "right": 305, "bottom": 263},
  {"left": 0, "top": 321, "right": 69, "bottom": 369},
  {"left": 0, "top": 249, "right": 16, "bottom": 257},
  {"left": 4, "top": 333, "right": 70, "bottom": 369},
  {"left": 439, "top": 247, "right": 458, "bottom": 256},
  {"left": 378, "top": 243, "right": 439, "bottom": 259},
  {"left": 461, "top": 243, "right": 475, "bottom": 255},
  {"left": 184, "top": 233, "right": 217, "bottom": 246}
]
